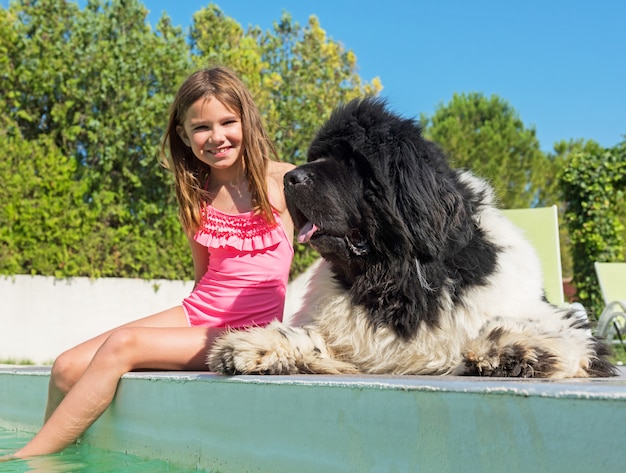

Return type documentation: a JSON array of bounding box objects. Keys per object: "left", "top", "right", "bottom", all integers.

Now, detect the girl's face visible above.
[{"left": 177, "top": 96, "right": 244, "bottom": 172}]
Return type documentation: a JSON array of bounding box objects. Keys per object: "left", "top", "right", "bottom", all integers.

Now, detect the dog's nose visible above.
[{"left": 284, "top": 168, "right": 311, "bottom": 188}]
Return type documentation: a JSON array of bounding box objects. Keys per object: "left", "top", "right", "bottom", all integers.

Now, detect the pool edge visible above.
[{"left": 1, "top": 367, "right": 625, "bottom": 472}]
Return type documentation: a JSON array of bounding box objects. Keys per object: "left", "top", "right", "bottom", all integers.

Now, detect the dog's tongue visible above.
[{"left": 297, "top": 222, "right": 318, "bottom": 243}]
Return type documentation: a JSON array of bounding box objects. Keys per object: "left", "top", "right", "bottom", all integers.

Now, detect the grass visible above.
[
  {"left": 0, "top": 357, "right": 35, "bottom": 365},
  {"left": 0, "top": 358, "right": 39, "bottom": 365}
]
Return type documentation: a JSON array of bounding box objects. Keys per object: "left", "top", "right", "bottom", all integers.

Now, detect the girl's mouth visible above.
[{"left": 208, "top": 146, "right": 231, "bottom": 156}]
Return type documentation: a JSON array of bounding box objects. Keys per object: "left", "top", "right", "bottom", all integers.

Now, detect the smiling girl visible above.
[{"left": 3, "top": 66, "right": 294, "bottom": 459}]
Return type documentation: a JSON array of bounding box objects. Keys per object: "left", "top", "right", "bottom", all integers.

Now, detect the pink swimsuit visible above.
[{"left": 182, "top": 204, "right": 294, "bottom": 329}]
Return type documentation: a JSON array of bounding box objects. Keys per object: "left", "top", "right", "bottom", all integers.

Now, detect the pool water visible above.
[{"left": 0, "top": 427, "right": 213, "bottom": 472}]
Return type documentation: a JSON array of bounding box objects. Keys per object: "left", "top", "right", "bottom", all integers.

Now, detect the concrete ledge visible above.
[{"left": 1, "top": 366, "right": 625, "bottom": 472}]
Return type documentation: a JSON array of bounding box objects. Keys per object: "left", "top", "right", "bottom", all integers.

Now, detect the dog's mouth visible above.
[
  {"left": 297, "top": 221, "right": 319, "bottom": 244},
  {"left": 293, "top": 207, "right": 323, "bottom": 244},
  {"left": 293, "top": 210, "right": 369, "bottom": 256}
]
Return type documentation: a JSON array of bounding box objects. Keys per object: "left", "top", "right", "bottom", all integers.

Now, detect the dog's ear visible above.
[
  {"left": 354, "top": 137, "right": 475, "bottom": 337},
  {"left": 345, "top": 145, "right": 416, "bottom": 258},
  {"left": 388, "top": 135, "right": 474, "bottom": 261},
  {"left": 343, "top": 131, "right": 474, "bottom": 263}
]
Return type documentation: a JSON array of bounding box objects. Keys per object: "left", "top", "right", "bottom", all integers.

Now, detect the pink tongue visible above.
[{"left": 297, "top": 222, "right": 318, "bottom": 243}]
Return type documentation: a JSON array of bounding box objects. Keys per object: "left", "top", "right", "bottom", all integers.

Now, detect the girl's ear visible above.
[{"left": 176, "top": 125, "right": 191, "bottom": 147}]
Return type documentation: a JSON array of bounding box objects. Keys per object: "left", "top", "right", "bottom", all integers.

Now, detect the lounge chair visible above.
[
  {"left": 502, "top": 205, "right": 564, "bottom": 306},
  {"left": 594, "top": 262, "right": 626, "bottom": 347}
]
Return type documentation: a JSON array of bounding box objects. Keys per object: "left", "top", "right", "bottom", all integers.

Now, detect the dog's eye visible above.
[
  {"left": 346, "top": 229, "right": 369, "bottom": 255},
  {"left": 350, "top": 228, "right": 364, "bottom": 243}
]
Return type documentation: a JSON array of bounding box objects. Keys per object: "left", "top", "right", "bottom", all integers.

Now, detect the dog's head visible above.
[
  {"left": 284, "top": 97, "right": 491, "bottom": 337},
  {"left": 285, "top": 97, "right": 474, "bottom": 271}
]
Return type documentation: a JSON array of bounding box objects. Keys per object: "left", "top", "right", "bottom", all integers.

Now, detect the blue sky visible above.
[
  {"left": 4, "top": 0, "right": 624, "bottom": 152},
  {"left": 139, "top": 0, "right": 624, "bottom": 153}
]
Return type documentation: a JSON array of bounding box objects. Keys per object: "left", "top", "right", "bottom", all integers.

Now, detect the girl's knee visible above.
[
  {"left": 95, "top": 328, "right": 141, "bottom": 368},
  {"left": 50, "top": 329, "right": 137, "bottom": 390},
  {"left": 50, "top": 350, "right": 85, "bottom": 393},
  {"left": 101, "top": 328, "right": 137, "bottom": 353}
]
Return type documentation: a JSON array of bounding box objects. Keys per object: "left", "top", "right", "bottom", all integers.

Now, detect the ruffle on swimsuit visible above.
[
  {"left": 182, "top": 203, "right": 293, "bottom": 329},
  {"left": 194, "top": 204, "right": 285, "bottom": 251}
]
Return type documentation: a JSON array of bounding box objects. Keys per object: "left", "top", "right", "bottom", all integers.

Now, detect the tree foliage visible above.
[
  {"left": 0, "top": 121, "right": 90, "bottom": 275},
  {"left": 0, "top": 0, "right": 381, "bottom": 279},
  {"left": 1, "top": 0, "right": 192, "bottom": 279},
  {"left": 257, "top": 13, "right": 382, "bottom": 165},
  {"left": 559, "top": 141, "right": 626, "bottom": 316},
  {"left": 187, "top": 6, "right": 384, "bottom": 275},
  {"left": 2, "top": 0, "right": 622, "bottom": 295},
  {"left": 421, "top": 92, "right": 552, "bottom": 209},
  {"left": 547, "top": 139, "right": 606, "bottom": 277}
]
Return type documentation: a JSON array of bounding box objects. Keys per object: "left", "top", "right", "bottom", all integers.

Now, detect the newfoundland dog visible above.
[{"left": 208, "top": 97, "right": 615, "bottom": 378}]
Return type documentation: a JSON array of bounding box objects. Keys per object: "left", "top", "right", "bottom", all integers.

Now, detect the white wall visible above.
[{"left": 0, "top": 262, "right": 317, "bottom": 363}]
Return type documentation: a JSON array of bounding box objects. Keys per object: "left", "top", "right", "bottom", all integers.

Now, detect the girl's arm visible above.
[
  {"left": 188, "top": 236, "right": 210, "bottom": 287},
  {"left": 268, "top": 161, "right": 296, "bottom": 240}
]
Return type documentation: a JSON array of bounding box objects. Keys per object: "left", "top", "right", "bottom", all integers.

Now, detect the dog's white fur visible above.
[{"left": 208, "top": 172, "right": 601, "bottom": 378}]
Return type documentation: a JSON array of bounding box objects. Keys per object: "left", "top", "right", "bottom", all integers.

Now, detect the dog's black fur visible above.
[
  {"left": 286, "top": 98, "right": 502, "bottom": 339},
  {"left": 208, "top": 97, "right": 616, "bottom": 378}
]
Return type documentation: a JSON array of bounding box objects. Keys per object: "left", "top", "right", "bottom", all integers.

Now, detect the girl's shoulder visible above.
[
  {"left": 266, "top": 161, "right": 296, "bottom": 211},
  {"left": 267, "top": 160, "right": 296, "bottom": 178}
]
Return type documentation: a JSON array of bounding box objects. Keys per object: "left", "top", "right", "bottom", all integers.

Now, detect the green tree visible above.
[
  {"left": 258, "top": 12, "right": 382, "bottom": 166},
  {"left": 0, "top": 0, "right": 381, "bottom": 280},
  {"left": 547, "top": 139, "right": 605, "bottom": 278},
  {"left": 421, "top": 92, "right": 550, "bottom": 209},
  {"left": 560, "top": 141, "right": 626, "bottom": 316},
  {"left": 0, "top": 0, "right": 192, "bottom": 278},
  {"left": 188, "top": 5, "right": 383, "bottom": 275},
  {"left": 189, "top": 3, "right": 266, "bottom": 96},
  {"left": 0, "top": 122, "right": 94, "bottom": 276}
]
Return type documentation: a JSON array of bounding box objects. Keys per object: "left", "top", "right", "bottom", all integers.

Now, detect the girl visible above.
[{"left": 3, "top": 66, "right": 295, "bottom": 459}]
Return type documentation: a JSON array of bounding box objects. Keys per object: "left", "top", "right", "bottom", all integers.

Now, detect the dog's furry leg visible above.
[
  {"left": 207, "top": 321, "right": 358, "bottom": 375},
  {"left": 458, "top": 314, "right": 617, "bottom": 378}
]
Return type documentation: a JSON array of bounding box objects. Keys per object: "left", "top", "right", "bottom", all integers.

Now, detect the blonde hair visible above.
[{"left": 161, "top": 66, "right": 279, "bottom": 235}]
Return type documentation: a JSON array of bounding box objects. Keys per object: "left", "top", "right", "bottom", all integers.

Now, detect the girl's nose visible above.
[{"left": 209, "top": 126, "right": 225, "bottom": 144}]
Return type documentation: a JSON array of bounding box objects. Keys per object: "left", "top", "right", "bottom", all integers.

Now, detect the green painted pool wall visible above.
[{"left": 1, "top": 367, "right": 624, "bottom": 472}]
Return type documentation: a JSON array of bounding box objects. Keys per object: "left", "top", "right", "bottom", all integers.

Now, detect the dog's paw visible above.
[
  {"left": 209, "top": 341, "right": 301, "bottom": 375},
  {"left": 459, "top": 318, "right": 604, "bottom": 378},
  {"left": 207, "top": 322, "right": 360, "bottom": 375},
  {"left": 461, "top": 343, "right": 554, "bottom": 378},
  {"left": 207, "top": 328, "right": 300, "bottom": 375}
]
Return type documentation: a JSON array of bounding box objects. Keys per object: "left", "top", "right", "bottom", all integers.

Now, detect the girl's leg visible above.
[
  {"left": 44, "top": 306, "right": 192, "bottom": 421},
  {"left": 13, "top": 322, "right": 222, "bottom": 458}
]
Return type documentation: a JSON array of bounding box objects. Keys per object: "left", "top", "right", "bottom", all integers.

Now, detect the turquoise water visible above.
[{"left": 0, "top": 427, "right": 212, "bottom": 472}]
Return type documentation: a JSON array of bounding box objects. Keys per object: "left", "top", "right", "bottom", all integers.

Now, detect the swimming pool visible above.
[{"left": 0, "top": 426, "right": 210, "bottom": 472}]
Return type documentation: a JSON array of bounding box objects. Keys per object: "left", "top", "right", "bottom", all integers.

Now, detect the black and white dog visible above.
[{"left": 208, "top": 97, "right": 615, "bottom": 378}]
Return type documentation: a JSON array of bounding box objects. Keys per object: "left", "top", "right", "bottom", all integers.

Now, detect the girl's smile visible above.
[
  {"left": 208, "top": 146, "right": 233, "bottom": 157},
  {"left": 177, "top": 96, "right": 244, "bottom": 172}
]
